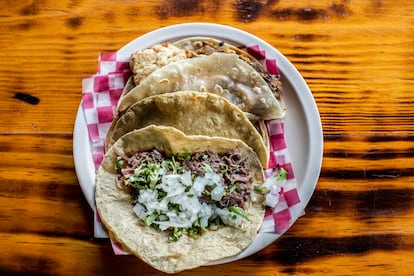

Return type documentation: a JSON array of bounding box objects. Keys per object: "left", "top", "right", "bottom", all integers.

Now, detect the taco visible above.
[
  {"left": 122, "top": 37, "right": 285, "bottom": 118},
  {"left": 173, "top": 36, "right": 283, "bottom": 103},
  {"left": 106, "top": 91, "right": 269, "bottom": 168},
  {"left": 117, "top": 52, "right": 283, "bottom": 121},
  {"left": 128, "top": 42, "right": 187, "bottom": 88},
  {"left": 95, "top": 125, "right": 265, "bottom": 273}
]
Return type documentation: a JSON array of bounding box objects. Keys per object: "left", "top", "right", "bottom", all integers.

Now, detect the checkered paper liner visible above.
[{"left": 81, "top": 46, "right": 304, "bottom": 254}]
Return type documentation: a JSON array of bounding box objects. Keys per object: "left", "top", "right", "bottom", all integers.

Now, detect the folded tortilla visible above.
[
  {"left": 95, "top": 125, "right": 265, "bottom": 273},
  {"left": 107, "top": 91, "right": 269, "bottom": 168},
  {"left": 125, "top": 37, "right": 284, "bottom": 111},
  {"left": 118, "top": 52, "right": 284, "bottom": 121},
  {"left": 173, "top": 36, "right": 283, "bottom": 103}
]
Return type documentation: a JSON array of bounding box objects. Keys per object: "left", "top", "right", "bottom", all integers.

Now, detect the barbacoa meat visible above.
[{"left": 116, "top": 149, "right": 253, "bottom": 210}]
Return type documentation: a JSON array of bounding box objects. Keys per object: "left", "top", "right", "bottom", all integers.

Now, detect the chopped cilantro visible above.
[
  {"left": 228, "top": 206, "right": 250, "bottom": 221},
  {"left": 275, "top": 168, "right": 288, "bottom": 181}
]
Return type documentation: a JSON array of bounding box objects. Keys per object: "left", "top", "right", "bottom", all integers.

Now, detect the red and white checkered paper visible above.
[{"left": 81, "top": 46, "right": 304, "bottom": 253}]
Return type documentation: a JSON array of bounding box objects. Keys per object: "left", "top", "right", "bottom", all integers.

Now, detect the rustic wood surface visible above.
[{"left": 1, "top": 0, "right": 413, "bottom": 275}]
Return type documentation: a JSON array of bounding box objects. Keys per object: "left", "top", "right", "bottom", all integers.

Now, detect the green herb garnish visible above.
[
  {"left": 203, "top": 164, "right": 214, "bottom": 173},
  {"left": 115, "top": 156, "right": 124, "bottom": 170},
  {"left": 275, "top": 168, "right": 288, "bottom": 181},
  {"left": 228, "top": 206, "right": 250, "bottom": 221}
]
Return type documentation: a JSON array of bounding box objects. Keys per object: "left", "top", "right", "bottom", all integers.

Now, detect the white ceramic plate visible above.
[{"left": 73, "top": 23, "right": 323, "bottom": 265}]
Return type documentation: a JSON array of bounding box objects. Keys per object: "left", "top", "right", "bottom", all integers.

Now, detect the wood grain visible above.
[{"left": 0, "top": 0, "right": 413, "bottom": 275}]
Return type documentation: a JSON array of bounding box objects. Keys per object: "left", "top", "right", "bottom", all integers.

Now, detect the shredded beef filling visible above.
[{"left": 116, "top": 149, "right": 252, "bottom": 209}]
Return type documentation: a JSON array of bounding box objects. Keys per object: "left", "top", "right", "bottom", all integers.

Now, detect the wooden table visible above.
[{"left": 1, "top": 1, "right": 413, "bottom": 275}]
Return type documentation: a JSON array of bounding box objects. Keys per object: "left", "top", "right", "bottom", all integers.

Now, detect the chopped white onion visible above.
[
  {"left": 146, "top": 197, "right": 169, "bottom": 213},
  {"left": 173, "top": 194, "right": 202, "bottom": 222},
  {"left": 270, "top": 183, "right": 281, "bottom": 194},
  {"left": 138, "top": 189, "right": 158, "bottom": 204},
  {"left": 191, "top": 176, "right": 208, "bottom": 195},
  {"left": 258, "top": 173, "right": 285, "bottom": 208},
  {"left": 261, "top": 176, "right": 277, "bottom": 191},
  {"left": 199, "top": 203, "right": 213, "bottom": 228},
  {"left": 204, "top": 172, "right": 221, "bottom": 185},
  {"left": 251, "top": 191, "right": 258, "bottom": 203},
  {"left": 210, "top": 184, "right": 224, "bottom": 201},
  {"left": 180, "top": 170, "right": 192, "bottom": 187},
  {"left": 265, "top": 192, "right": 280, "bottom": 208},
  {"left": 160, "top": 174, "right": 185, "bottom": 198},
  {"left": 132, "top": 203, "right": 147, "bottom": 220},
  {"left": 215, "top": 208, "right": 242, "bottom": 227},
  {"left": 132, "top": 169, "right": 247, "bottom": 232}
]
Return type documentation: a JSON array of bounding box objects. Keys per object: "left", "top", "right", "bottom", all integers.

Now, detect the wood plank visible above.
[
  {"left": 0, "top": 0, "right": 412, "bottom": 135},
  {"left": 1, "top": 132, "right": 413, "bottom": 241},
  {"left": 0, "top": 233, "right": 413, "bottom": 275},
  {"left": 0, "top": 133, "right": 92, "bottom": 237},
  {"left": 321, "top": 135, "right": 414, "bottom": 180}
]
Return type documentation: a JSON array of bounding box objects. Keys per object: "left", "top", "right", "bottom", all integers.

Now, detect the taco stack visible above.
[{"left": 95, "top": 36, "right": 286, "bottom": 273}]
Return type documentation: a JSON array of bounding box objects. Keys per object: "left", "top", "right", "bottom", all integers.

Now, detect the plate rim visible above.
[{"left": 73, "top": 22, "right": 323, "bottom": 265}]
